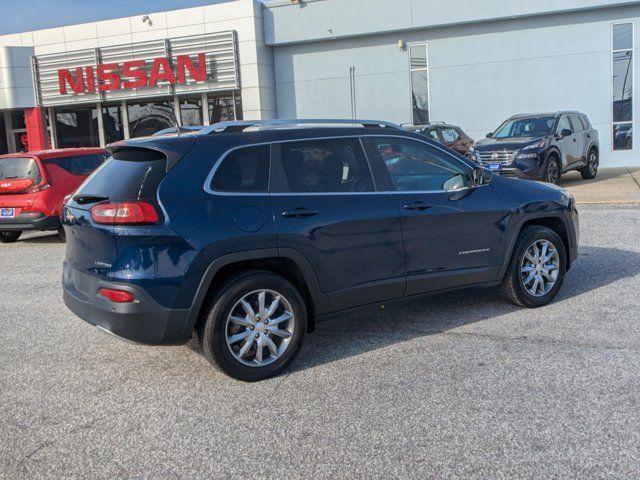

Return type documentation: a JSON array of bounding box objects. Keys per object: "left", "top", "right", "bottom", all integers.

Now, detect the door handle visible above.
[
  {"left": 403, "top": 201, "right": 432, "bottom": 211},
  {"left": 282, "top": 207, "right": 319, "bottom": 219}
]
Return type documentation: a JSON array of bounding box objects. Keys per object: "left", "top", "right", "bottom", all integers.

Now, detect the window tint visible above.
[
  {"left": 45, "top": 154, "right": 106, "bottom": 176},
  {"left": 76, "top": 154, "right": 167, "bottom": 202},
  {"left": 557, "top": 116, "right": 572, "bottom": 133},
  {"left": 212, "top": 145, "right": 270, "bottom": 192},
  {"left": 0, "top": 157, "right": 41, "bottom": 182},
  {"left": 440, "top": 127, "right": 460, "bottom": 143},
  {"left": 569, "top": 115, "right": 584, "bottom": 132},
  {"left": 371, "top": 137, "right": 470, "bottom": 192},
  {"left": 580, "top": 115, "right": 590, "bottom": 130},
  {"left": 424, "top": 128, "right": 439, "bottom": 141},
  {"left": 279, "top": 138, "right": 374, "bottom": 193}
]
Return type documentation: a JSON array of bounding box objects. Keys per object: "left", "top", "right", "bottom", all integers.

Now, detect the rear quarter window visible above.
[
  {"left": 45, "top": 154, "right": 107, "bottom": 176},
  {"left": 210, "top": 145, "right": 270, "bottom": 192}
]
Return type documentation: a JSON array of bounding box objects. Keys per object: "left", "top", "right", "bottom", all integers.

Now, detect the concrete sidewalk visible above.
[{"left": 558, "top": 167, "right": 640, "bottom": 204}]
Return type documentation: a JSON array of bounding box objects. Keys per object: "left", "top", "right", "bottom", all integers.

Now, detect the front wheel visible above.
[
  {"left": 580, "top": 149, "right": 598, "bottom": 179},
  {"left": 200, "top": 271, "right": 307, "bottom": 381},
  {"left": 543, "top": 156, "right": 561, "bottom": 184},
  {"left": 500, "top": 225, "right": 567, "bottom": 308},
  {"left": 0, "top": 231, "right": 21, "bottom": 243}
]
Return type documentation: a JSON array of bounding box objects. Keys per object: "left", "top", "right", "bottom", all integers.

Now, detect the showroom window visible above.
[
  {"left": 409, "top": 44, "right": 430, "bottom": 125},
  {"left": 127, "top": 100, "right": 176, "bottom": 138},
  {"left": 208, "top": 92, "right": 243, "bottom": 124},
  {"left": 612, "top": 22, "right": 633, "bottom": 151},
  {"left": 102, "top": 104, "right": 125, "bottom": 144},
  {"left": 54, "top": 106, "right": 100, "bottom": 148},
  {"left": 179, "top": 96, "right": 204, "bottom": 127}
]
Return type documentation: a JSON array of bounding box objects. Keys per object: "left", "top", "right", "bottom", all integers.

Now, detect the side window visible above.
[
  {"left": 278, "top": 138, "right": 374, "bottom": 193},
  {"left": 440, "top": 127, "right": 460, "bottom": 143},
  {"left": 211, "top": 145, "right": 270, "bottom": 192},
  {"left": 370, "top": 137, "right": 471, "bottom": 192},
  {"left": 580, "top": 115, "right": 591, "bottom": 130},
  {"left": 70, "top": 154, "right": 106, "bottom": 175},
  {"left": 557, "top": 116, "right": 572, "bottom": 134},
  {"left": 45, "top": 156, "right": 72, "bottom": 172},
  {"left": 424, "top": 128, "right": 440, "bottom": 141},
  {"left": 569, "top": 115, "right": 584, "bottom": 132}
]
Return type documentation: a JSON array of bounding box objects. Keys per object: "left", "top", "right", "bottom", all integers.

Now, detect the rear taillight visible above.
[
  {"left": 98, "top": 288, "right": 135, "bottom": 303},
  {"left": 25, "top": 183, "right": 51, "bottom": 194},
  {"left": 90, "top": 201, "right": 159, "bottom": 225}
]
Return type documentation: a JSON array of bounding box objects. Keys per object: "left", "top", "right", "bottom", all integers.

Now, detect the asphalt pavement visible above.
[{"left": 1, "top": 204, "right": 639, "bottom": 479}]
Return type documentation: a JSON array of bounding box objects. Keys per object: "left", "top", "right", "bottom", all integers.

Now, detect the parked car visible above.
[
  {"left": 61, "top": 119, "right": 579, "bottom": 381},
  {"left": 403, "top": 121, "right": 474, "bottom": 155},
  {"left": 468, "top": 112, "right": 599, "bottom": 183},
  {"left": 0, "top": 148, "right": 107, "bottom": 243}
]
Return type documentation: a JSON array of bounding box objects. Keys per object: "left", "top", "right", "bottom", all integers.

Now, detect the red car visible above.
[{"left": 0, "top": 148, "right": 107, "bottom": 243}]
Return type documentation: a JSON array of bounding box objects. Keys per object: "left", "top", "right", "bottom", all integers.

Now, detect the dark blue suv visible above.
[{"left": 62, "top": 119, "right": 579, "bottom": 381}]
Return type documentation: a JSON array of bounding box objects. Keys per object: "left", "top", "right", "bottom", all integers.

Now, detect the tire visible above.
[
  {"left": 58, "top": 226, "right": 66, "bottom": 242},
  {"left": 199, "top": 270, "right": 307, "bottom": 382},
  {"left": 0, "top": 231, "right": 21, "bottom": 243},
  {"left": 580, "top": 148, "right": 599, "bottom": 180},
  {"left": 543, "top": 155, "right": 561, "bottom": 184},
  {"left": 500, "top": 225, "right": 567, "bottom": 308}
]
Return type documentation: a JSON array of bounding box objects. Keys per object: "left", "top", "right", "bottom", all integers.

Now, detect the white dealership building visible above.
[{"left": 0, "top": 0, "right": 638, "bottom": 167}]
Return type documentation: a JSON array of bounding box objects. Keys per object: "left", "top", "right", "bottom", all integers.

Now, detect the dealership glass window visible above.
[
  {"left": 208, "top": 92, "right": 243, "bottom": 124},
  {"left": 409, "top": 44, "right": 429, "bottom": 125},
  {"left": 613, "top": 23, "right": 633, "bottom": 151},
  {"left": 127, "top": 99, "right": 176, "bottom": 138},
  {"left": 0, "top": 115, "right": 7, "bottom": 154},
  {"left": 179, "top": 96, "right": 204, "bottom": 127},
  {"left": 54, "top": 106, "right": 100, "bottom": 148},
  {"left": 102, "top": 105, "right": 124, "bottom": 144}
]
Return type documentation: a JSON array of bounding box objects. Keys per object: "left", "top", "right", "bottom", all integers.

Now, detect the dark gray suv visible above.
[{"left": 469, "top": 112, "right": 599, "bottom": 183}]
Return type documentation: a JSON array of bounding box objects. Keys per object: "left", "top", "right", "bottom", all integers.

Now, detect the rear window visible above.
[
  {"left": 75, "top": 150, "right": 167, "bottom": 202},
  {"left": 0, "top": 157, "right": 42, "bottom": 183},
  {"left": 44, "top": 154, "right": 107, "bottom": 176}
]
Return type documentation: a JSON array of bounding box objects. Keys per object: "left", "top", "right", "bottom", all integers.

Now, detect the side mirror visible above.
[
  {"left": 559, "top": 128, "right": 573, "bottom": 138},
  {"left": 486, "top": 132, "right": 493, "bottom": 138}
]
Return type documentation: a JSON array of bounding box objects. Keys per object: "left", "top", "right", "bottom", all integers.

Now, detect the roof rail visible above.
[
  {"left": 197, "top": 119, "right": 402, "bottom": 135},
  {"left": 152, "top": 126, "right": 204, "bottom": 136}
]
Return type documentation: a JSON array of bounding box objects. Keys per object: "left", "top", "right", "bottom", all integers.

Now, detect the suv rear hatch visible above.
[
  {"left": 0, "top": 157, "right": 47, "bottom": 218},
  {"left": 63, "top": 137, "right": 195, "bottom": 281}
]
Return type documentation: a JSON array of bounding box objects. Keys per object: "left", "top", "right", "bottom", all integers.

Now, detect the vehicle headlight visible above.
[
  {"left": 517, "top": 152, "right": 538, "bottom": 159},
  {"left": 522, "top": 140, "right": 547, "bottom": 151}
]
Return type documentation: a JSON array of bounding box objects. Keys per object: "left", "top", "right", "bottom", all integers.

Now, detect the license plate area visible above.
[
  {"left": 487, "top": 163, "right": 502, "bottom": 172},
  {"left": 0, "top": 208, "right": 15, "bottom": 218}
]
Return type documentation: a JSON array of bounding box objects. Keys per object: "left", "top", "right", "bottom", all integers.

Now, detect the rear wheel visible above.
[
  {"left": 500, "top": 225, "right": 567, "bottom": 308},
  {"left": 0, "top": 231, "right": 21, "bottom": 243},
  {"left": 580, "top": 148, "right": 598, "bottom": 179},
  {"left": 543, "top": 155, "right": 561, "bottom": 184},
  {"left": 200, "top": 271, "right": 307, "bottom": 382}
]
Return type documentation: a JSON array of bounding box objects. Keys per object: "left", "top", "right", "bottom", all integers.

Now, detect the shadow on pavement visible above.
[{"left": 288, "top": 245, "right": 640, "bottom": 373}]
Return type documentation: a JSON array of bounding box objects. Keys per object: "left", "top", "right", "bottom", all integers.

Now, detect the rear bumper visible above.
[
  {"left": 0, "top": 213, "right": 60, "bottom": 232},
  {"left": 62, "top": 262, "right": 192, "bottom": 345}
]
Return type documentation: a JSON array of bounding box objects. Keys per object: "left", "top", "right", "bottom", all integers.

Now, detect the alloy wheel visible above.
[
  {"left": 546, "top": 161, "right": 559, "bottom": 184},
  {"left": 520, "top": 239, "right": 560, "bottom": 297},
  {"left": 225, "top": 289, "right": 295, "bottom": 367},
  {"left": 588, "top": 152, "right": 598, "bottom": 176}
]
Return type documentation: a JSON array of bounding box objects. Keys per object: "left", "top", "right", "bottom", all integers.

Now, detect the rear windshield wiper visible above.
[{"left": 74, "top": 194, "right": 110, "bottom": 205}]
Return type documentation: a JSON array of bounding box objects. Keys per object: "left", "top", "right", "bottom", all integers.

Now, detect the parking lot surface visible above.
[{"left": 1, "top": 204, "right": 639, "bottom": 479}]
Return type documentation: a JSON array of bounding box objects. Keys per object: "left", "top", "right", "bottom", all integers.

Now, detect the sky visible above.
[{"left": 0, "top": 0, "right": 235, "bottom": 36}]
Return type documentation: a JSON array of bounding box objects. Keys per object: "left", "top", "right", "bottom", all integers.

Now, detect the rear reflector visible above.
[
  {"left": 91, "top": 201, "right": 159, "bottom": 225},
  {"left": 99, "top": 288, "right": 135, "bottom": 303}
]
